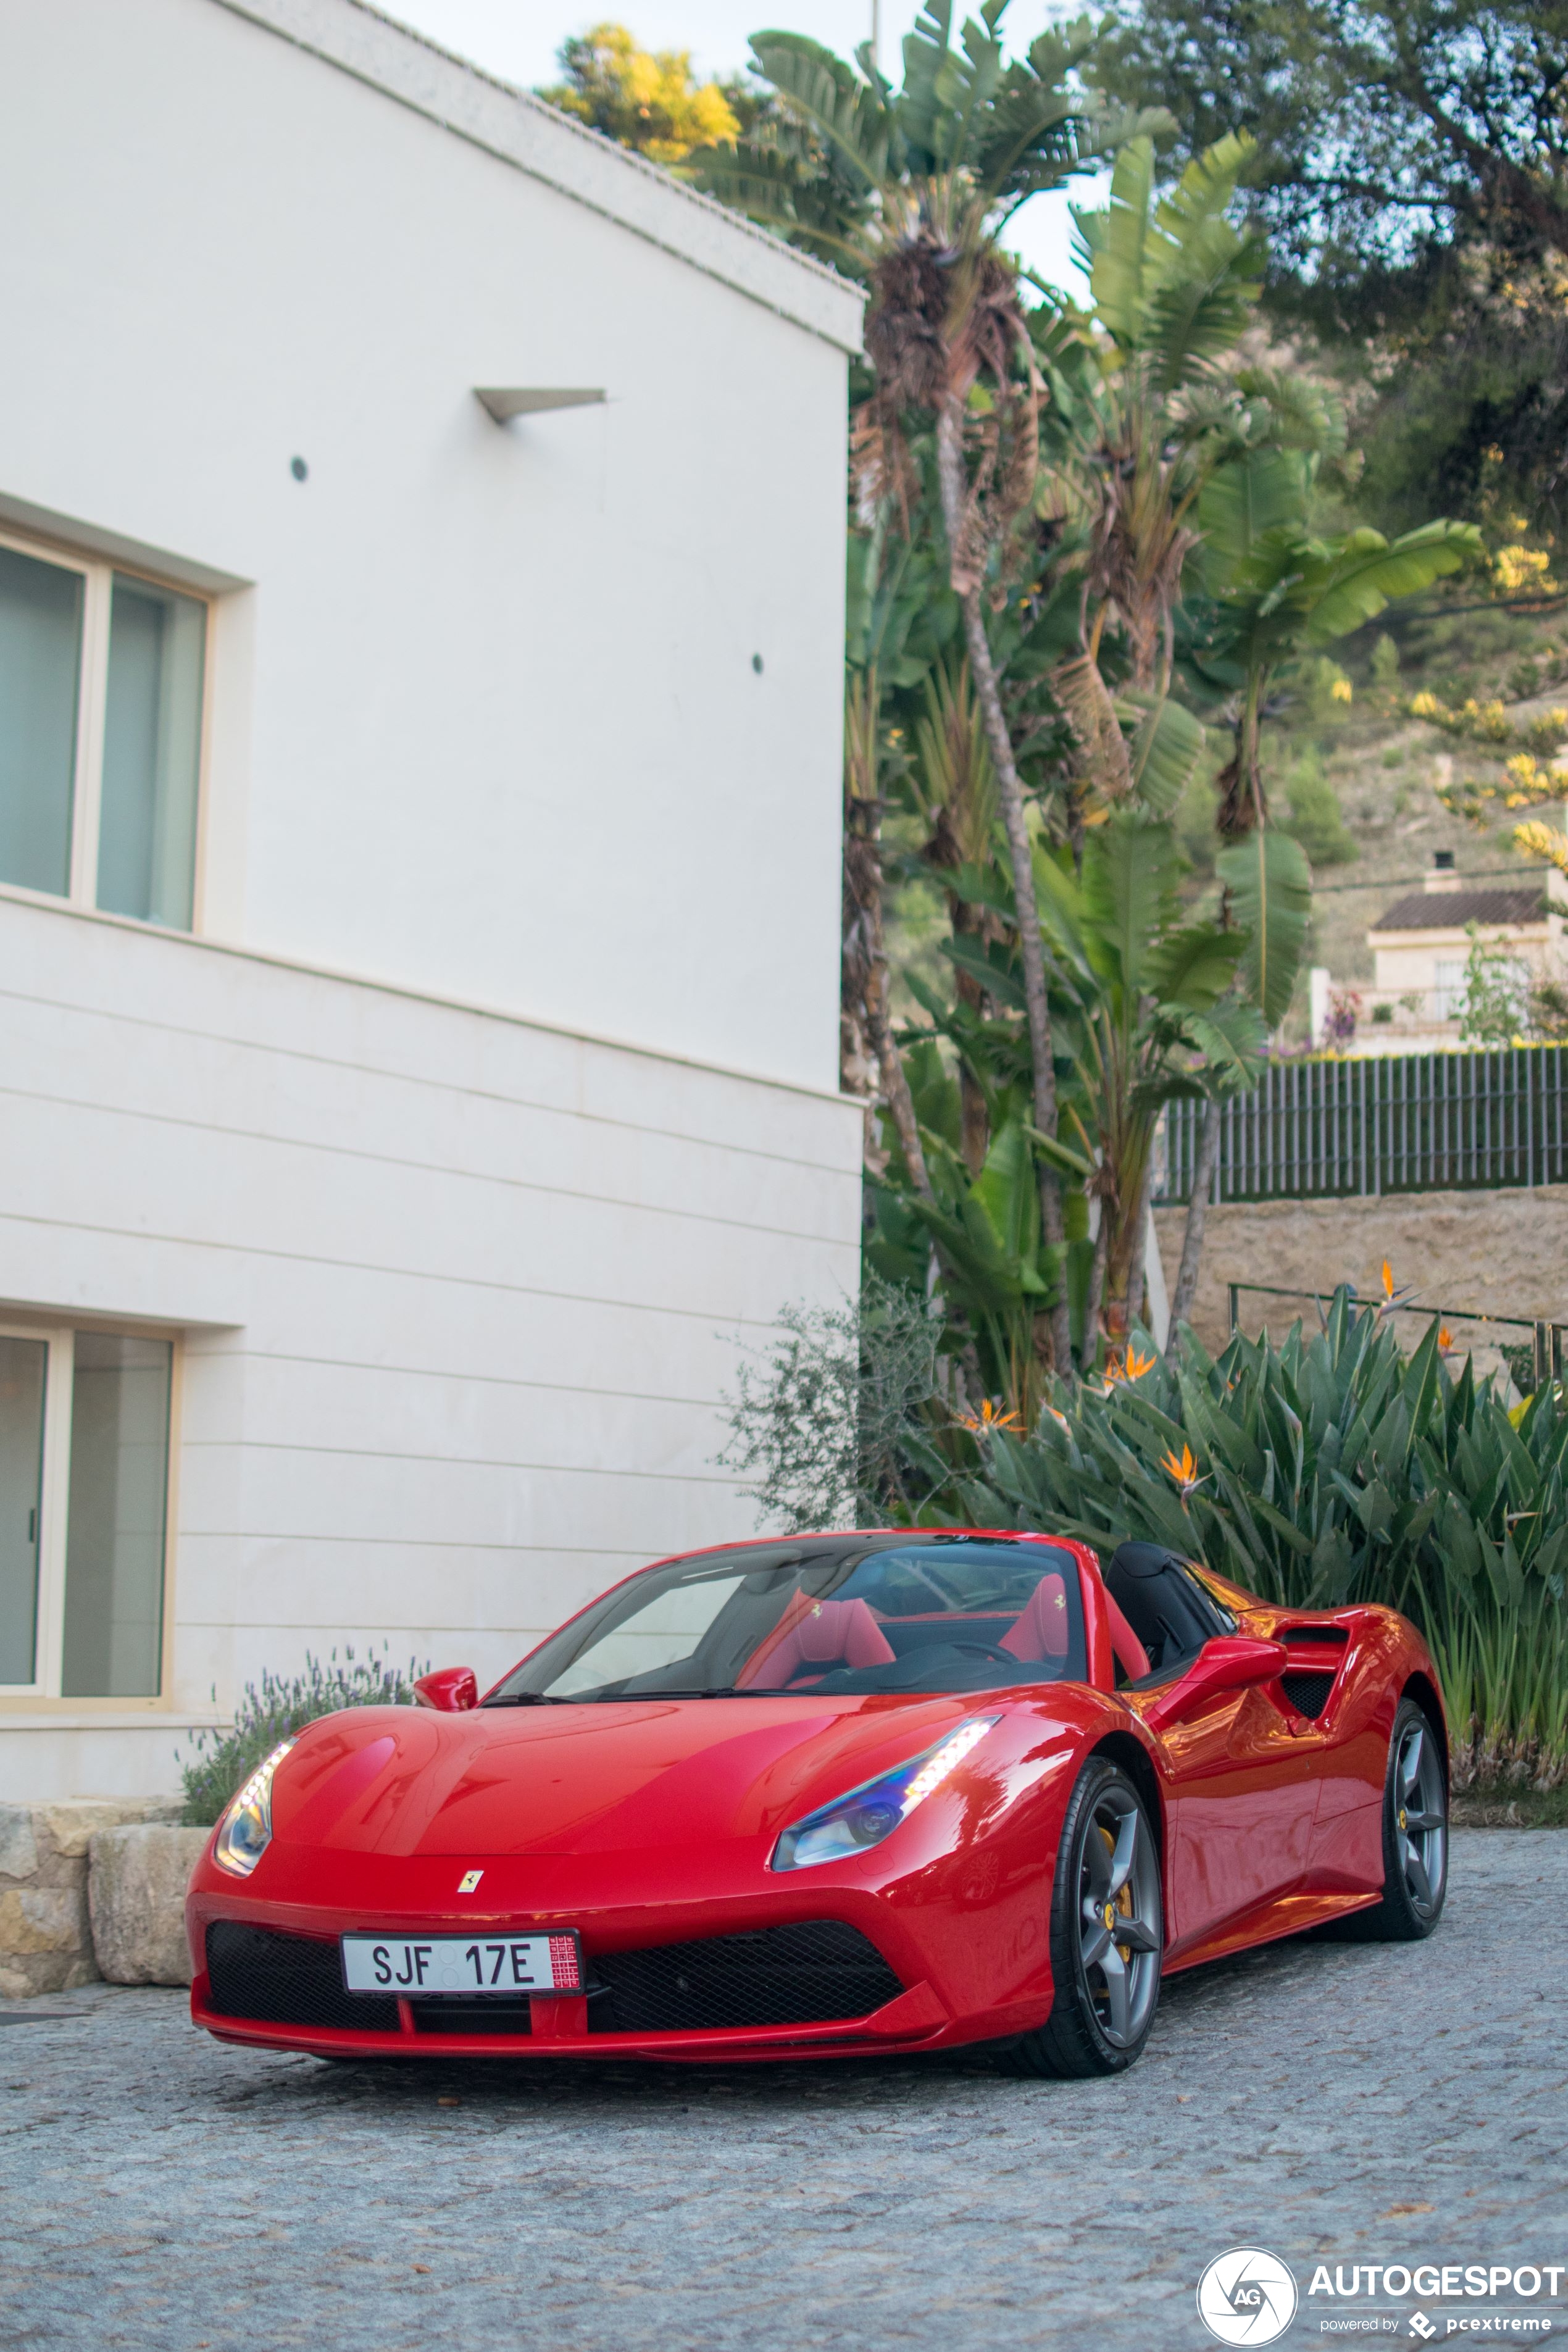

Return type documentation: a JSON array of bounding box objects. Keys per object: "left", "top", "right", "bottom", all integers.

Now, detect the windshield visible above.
[{"left": 486, "top": 1534, "right": 1087, "bottom": 1702}]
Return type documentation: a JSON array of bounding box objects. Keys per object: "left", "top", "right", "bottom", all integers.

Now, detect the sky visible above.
[{"left": 378, "top": 0, "right": 1101, "bottom": 290}]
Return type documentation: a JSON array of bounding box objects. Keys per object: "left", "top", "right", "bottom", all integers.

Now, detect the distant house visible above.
[
  {"left": 0, "top": 0, "right": 864, "bottom": 1799},
  {"left": 1309, "top": 851, "right": 1568, "bottom": 1054}
]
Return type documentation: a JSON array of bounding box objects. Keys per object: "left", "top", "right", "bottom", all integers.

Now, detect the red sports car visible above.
[{"left": 187, "top": 1530, "right": 1449, "bottom": 2075}]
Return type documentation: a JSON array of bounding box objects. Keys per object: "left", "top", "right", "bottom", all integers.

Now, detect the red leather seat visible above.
[
  {"left": 999, "top": 1572, "right": 1071, "bottom": 1661},
  {"left": 738, "top": 1596, "right": 896, "bottom": 1688},
  {"left": 1000, "top": 1566, "right": 1151, "bottom": 1681}
]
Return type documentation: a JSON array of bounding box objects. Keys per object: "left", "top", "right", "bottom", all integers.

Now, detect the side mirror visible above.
[
  {"left": 414, "top": 1667, "right": 479, "bottom": 1712},
  {"left": 1142, "top": 1635, "right": 1287, "bottom": 1734}
]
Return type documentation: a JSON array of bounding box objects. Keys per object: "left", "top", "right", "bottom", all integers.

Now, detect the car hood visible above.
[{"left": 269, "top": 1695, "right": 988, "bottom": 1861}]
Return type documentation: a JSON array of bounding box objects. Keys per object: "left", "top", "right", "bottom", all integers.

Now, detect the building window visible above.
[
  {"left": 0, "top": 1323, "right": 174, "bottom": 1699},
  {"left": 0, "top": 532, "right": 206, "bottom": 930}
]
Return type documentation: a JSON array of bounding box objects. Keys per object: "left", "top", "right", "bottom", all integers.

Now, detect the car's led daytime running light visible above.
[
  {"left": 770, "top": 1716, "right": 999, "bottom": 1871},
  {"left": 213, "top": 1738, "right": 295, "bottom": 1877}
]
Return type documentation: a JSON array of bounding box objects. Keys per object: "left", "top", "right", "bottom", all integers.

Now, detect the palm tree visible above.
[
  {"left": 1033, "top": 808, "right": 1264, "bottom": 1345},
  {"left": 694, "top": 4, "right": 1162, "bottom": 1373},
  {"left": 1163, "top": 474, "right": 1483, "bottom": 1324}
]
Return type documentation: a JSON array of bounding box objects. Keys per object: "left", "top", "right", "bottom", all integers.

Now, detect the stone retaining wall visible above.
[
  {"left": 1154, "top": 1182, "right": 1568, "bottom": 1356},
  {"left": 0, "top": 1799, "right": 183, "bottom": 1997}
]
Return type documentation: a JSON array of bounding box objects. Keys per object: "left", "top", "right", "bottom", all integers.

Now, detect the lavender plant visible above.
[{"left": 179, "top": 1644, "right": 427, "bottom": 1826}]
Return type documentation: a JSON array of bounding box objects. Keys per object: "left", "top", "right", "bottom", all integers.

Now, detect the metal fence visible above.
[{"left": 1155, "top": 1046, "right": 1568, "bottom": 1204}]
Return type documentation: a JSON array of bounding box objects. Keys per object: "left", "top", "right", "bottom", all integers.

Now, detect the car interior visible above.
[
  {"left": 1103, "top": 1541, "right": 1236, "bottom": 1685},
  {"left": 732, "top": 1541, "right": 1091, "bottom": 1695},
  {"left": 494, "top": 1534, "right": 1236, "bottom": 1703}
]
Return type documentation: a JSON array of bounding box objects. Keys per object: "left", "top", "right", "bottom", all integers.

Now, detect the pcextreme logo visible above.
[{"left": 1198, "top": 2249, "right": 1300, "bottom": 2345}]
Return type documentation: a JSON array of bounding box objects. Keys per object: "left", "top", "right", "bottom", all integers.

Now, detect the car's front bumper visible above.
[
  {"left": 186, "top": 1838, "right": 1059, "bottom": 2063},
  {"left": 188, "top": 1977, "right": 954, "bottom": 2064}
]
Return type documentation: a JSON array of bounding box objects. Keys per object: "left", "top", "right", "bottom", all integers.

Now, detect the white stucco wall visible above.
[
  {"left": 1371, "top": 930, "right": 1556, "bottom": 995},
  {"left": 0, "top": 0, "right": 864, "bottom": 1801},
  {"left": 0, "top": 898, "right": 862, "bottom": 1798},
  {"left": 0, "top": 0, "right": 859, "bottom": 1093}
]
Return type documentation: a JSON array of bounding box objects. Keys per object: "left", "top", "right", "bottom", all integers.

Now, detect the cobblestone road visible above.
[{"left": 2, "top": 1831, "right": 1566, "bottom": 2352}]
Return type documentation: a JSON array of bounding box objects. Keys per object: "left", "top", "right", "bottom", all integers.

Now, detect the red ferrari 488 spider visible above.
[{"left": 188, "top": 1530, "right": 1448, "bottom": 2076}]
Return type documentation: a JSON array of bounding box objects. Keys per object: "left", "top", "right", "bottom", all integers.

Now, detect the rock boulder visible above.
[{"left": 88, "top": 1825, "right": 211, "bottom": 1986}]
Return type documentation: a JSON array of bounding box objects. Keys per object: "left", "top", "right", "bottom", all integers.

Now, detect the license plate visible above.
[{"left": 341, "top": 1931, "right": 583, "bottom": 1997}]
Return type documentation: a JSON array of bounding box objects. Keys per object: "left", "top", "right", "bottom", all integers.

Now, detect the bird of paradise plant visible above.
[
  {"left": 961, "top": 1397, "right": 1023, "bottom": 1433},
  {"left": 1159, "top": 1441, "right": 1205, "bottom": 1499}
]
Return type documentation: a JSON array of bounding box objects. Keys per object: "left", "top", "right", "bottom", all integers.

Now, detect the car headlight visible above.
[
  {"left": 770, "top": 1716, "right": 999, "bottom": 1871},
  {"left": 213, "top": 1739, "right": 295, "bottom": 1877}
]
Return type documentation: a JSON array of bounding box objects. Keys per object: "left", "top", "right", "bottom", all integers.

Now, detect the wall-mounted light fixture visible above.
[{"left": 473, "top": 388, "right": 606, "bottom": 423}]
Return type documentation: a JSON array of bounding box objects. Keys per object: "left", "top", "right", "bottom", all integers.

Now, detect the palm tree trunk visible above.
[
  {"left": 1083, "top": 1201, "right": 1109, "bottom": 1366},
  {"left": 935, "top": 396, "right": 1071, "bottom": 1374},
  {"left": 847, "top": 818, "right": 932, "bottom": 1202},
  {"left": 1124, "top": 1165, "right": 1151, "bottom": 1336},
  {"left": 1170, "top": 1096, "right": 1222, "bottom": 1328},
  {"left": 864, "top": 947, "right": 933, "bottom": 1202},
  {"left": 844, "top": 659, "right": 933, "bottom": 1205}
]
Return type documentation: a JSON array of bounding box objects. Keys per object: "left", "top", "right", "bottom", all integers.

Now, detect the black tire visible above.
[
  {"left": 1332, "top": 1695, "right": 1449, "bottom": 1943},
  {"left": 998, "top": 1756, "right": 1162, "bottom": 2079}
]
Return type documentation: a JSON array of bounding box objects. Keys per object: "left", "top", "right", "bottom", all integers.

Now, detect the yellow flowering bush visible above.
[{"left": 1495, "top": 544, "right": 1559, "bottom": 598}]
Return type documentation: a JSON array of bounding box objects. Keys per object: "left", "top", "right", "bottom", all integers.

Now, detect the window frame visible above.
[
  {"left": 0, "top": 524, "right": 213, "bottom": 932},
  {"left": 0, "top": 1316, "right": 181, "bottom": 1706}
]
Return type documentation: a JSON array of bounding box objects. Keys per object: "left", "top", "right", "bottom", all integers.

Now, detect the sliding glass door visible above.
[{"left": 0, "top": 1337, "right": 47, "bottom": 1687}]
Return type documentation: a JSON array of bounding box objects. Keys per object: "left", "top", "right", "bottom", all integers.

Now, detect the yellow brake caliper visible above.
[{"left": 1098, "top": 1822, "right": 1135, "bottom": 1964}]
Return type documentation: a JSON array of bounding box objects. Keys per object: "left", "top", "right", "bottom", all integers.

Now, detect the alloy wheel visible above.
[
  {"left": 1393, "top": 1713, "right": 1447, "bottom": 1919},
  {"left": 1077, "top": 1791, "right": 1161, "bottom": 2048}
]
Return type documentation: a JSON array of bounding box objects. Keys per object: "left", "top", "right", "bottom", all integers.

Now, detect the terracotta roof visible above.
[{"left": 1369, "top": 887, "right": 1548, "bottom": 933}]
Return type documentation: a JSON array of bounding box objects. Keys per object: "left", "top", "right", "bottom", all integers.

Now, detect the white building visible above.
[
  {"left": 0, "top": 0, "right": 864, "bottom": 1799},
  {"left": 1309, "top": 851, "right": 1568, "bottom": 1054}
]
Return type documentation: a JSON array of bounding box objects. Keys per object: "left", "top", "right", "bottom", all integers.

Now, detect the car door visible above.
[
  {"left": 1107, "top": 1549, "right": 1324, "bottom": 1955},
  {"left": 1149, "top": 1681, "right": 1325, "bottom": 1956}
]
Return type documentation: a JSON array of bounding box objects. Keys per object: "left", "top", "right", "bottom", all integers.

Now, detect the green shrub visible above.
[
  {"left": 178, "top": 1646, "right": 428, "bottom": 1826},
  {"left": 956, "top": 1293, "right": 1568, "bottom": 1787},
  {"left": 1280, "top": 744, "right": 1358, "bottom": 866},
  {"left": 716, "top": 1272, "right": 949, "bottom": 1531}
]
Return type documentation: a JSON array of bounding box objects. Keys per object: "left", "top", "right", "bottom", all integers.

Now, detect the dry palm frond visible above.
[
  {"left": 1080, "top": 419, "right": 1202, "bottom": 694},
  {"left": 849, "top": 396, "right": 919, "bottom": 533},
  {"left": 864, "top": 225, "right": 1042, "bottom": 600},
  {"left": 864, "top": 230, "right": 950, "bottom": 409},
  {"left": 1051, "top": 653, "right": 1133, "bottom": 806}
]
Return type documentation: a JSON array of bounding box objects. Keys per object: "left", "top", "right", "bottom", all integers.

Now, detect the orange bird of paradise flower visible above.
[
  {"left": 1376, "top": 1259, "right": 1416, "bottom": 1319},
  {"left": 1159, "top": 1442, "right": 1205, "bottom": 1499},
  {"left": 961, "top": 1398, "right": 1022, "bottom": 1434}
]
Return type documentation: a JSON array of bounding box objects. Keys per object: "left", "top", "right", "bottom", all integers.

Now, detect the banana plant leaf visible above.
[{"left": 1215, "top": 828, "right": 1312, "bottom": 1028}]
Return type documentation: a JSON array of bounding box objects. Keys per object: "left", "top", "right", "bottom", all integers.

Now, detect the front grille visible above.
[
  {"left": 206, "top": 1919, "right": 402, "bottom": 2032},
  {"left": 587, "top": 1920, "right": 903, "bottom": 2035},
  {"left": 206, "top": 1921, "right": 399, "bottom": 2032},
  {"left": 409, "top": 1998, "right": 532, "bottom": 2035},
  {"left": 1282, "top": 1670, "right": 1336, "bottom": 1718}
]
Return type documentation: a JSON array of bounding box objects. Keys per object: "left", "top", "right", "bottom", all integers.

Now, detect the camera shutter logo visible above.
[{"left": 1196, "top": 2250, "right": 1299, "bottom": 2346}]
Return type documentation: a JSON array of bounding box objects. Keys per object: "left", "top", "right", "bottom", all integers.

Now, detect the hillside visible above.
[{"left": 1178, "top": 592, "right": 1568, "bottom": 1042}]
